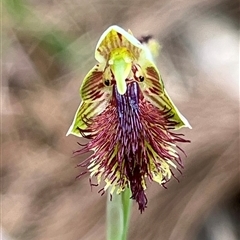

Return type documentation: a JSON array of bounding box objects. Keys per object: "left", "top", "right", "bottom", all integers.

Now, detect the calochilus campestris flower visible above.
[{"left": 67, "top": 25, "right": 191, "bottom": 212}]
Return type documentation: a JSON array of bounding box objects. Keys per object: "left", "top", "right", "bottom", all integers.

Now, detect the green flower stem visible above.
[
  {"left": 121, "top": 188, "right": 132, "bottom": 240},
  {"left": 106, "top": 188, "right": 132, "bottom": 240},
  {"left": 107, "top": 191, "right": 124, "bottom": 240}
]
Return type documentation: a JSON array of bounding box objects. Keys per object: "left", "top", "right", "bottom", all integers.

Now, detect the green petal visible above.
[
  {"left": 67, "top": 64, "right": 111, "bottom": 137},
  {"left": 140, "top": 60, "right": 191, "bottom": 129},
  {"left": 66, "top": 100, "right": 106, "bottom": 137},
  {"left": 80, "top": 64, "right": 111, "bottom": 102}
]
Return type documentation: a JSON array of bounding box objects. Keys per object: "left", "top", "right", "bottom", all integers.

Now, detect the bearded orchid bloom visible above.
[{"left": 67, "top": 25, "right": 191, "bottom": 212}]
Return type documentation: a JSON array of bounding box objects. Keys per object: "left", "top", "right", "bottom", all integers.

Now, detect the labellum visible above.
[{"left": 67, "top": 25, "right": 191, "bottom": 212}]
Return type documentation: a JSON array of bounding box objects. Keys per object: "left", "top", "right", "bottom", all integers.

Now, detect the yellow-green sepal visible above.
[
  {"left": 140, "top": 59, "right": 191, "bottom": 129},
  {"left": 66, "top": 64, "right": 111, "bottom": 137}
]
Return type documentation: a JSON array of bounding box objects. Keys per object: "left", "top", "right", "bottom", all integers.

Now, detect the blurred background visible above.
[{"left": 2, "top": 0, "right": 239, "bottom": 239}]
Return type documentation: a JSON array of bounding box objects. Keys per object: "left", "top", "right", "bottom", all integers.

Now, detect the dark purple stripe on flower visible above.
[
  {"left": 114, "top": 82, "right": 142, "bottom": 149},
  {"left": 113, "top": 82, "right": 147, "bottom": 212}
]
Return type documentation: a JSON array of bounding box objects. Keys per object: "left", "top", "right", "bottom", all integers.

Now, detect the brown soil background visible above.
[{"left": 2, "top": 0, "right": 239, "bottom": 239}]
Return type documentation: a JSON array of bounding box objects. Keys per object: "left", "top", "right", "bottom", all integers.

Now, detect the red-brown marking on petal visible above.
[{"left": 117, "top": 32, "right": 123, "bottom": 43}]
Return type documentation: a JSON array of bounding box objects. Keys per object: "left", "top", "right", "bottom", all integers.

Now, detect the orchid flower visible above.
[{"left": 67, "top": 25, "right": 191, "bottom": 213}]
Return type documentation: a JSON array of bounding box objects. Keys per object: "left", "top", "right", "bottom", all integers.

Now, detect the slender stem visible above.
[
  {"left": 121, "top": 188, "right": 132, "bottom": 240},
  {"left": 106, "top": 191, "right": 124, "bottom": 240},
  {"left": 106, "top": 189, "right": 132, "bottom": 240}
]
